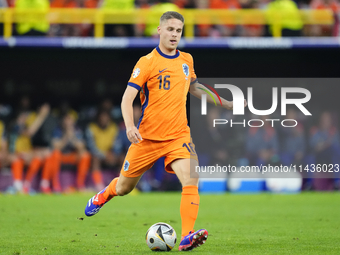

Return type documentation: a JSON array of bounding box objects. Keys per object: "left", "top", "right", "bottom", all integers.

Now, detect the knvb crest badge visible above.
[
  {"left": 132, "top": 68, "right": 140, "bottom": 78},
  {"left": 182, "top": 64, "right": 189, "bottom": 77},
  {"left": 124, "top": 160, "right": 130, "bottom": 171}
]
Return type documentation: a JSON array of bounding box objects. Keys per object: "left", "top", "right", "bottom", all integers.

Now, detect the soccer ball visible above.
[{"left": 145, "top": 222, "right": 177, "bottom": 251}]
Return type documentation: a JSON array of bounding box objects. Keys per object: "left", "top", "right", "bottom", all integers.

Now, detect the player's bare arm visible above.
[
  {"left": 121, "top": 86, "right": 143, "bottom": 144},
  {"left": 189, "top": 81, "right": 247, "bottom": 110}
]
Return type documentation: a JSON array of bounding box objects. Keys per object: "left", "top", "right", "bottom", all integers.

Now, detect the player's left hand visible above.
[{"left": 126, "top": 126, "right": 143, "bottom": 144}]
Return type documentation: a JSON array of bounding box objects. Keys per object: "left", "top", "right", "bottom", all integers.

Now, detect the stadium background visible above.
[{"left": 0, "top": 0, "right": 340, "bottom": 194}]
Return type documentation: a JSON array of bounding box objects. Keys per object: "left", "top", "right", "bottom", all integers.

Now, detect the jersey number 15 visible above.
[{"left": 158, "top": 75, "right": 170, "bottom": 90}]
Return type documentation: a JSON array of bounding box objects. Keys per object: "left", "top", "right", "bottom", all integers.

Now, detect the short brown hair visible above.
[{"left": 160, "top": 11, "right": 184, "bottom": 24}]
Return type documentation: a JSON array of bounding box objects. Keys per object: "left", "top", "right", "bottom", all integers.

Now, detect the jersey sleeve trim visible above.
[
  {"left": 137, "top": 82, "right": 149, "bottom": 129},
  {"left": 127, "top": 82, "right": 141, "bottom": 91}
]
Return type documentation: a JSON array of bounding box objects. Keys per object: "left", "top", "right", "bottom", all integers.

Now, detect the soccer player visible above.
[{"left": 85, "top": 11, "right": 245, "bottom": 251}]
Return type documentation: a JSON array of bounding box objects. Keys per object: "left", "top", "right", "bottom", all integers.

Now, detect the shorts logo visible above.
[
  {"left": 124, "top": 160, "right": 130, "bottom": 171},
  {"left": 182, "top": 64, "right": 189, "bottom": 77},
  {"left": 132, "top": 68, "right": 140, "bottom": 78}
]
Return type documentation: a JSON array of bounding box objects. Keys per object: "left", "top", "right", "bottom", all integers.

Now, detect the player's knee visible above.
[{"left": 115, "top": 185, "right": 133, "bottom": 196}]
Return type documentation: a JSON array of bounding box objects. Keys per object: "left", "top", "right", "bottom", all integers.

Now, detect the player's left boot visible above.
[
  {"left": 178, "top": 229, "right": 208, "bottom": 251},
  {"left": 84, "top": 187, "right": 110, "bottom": 216}
]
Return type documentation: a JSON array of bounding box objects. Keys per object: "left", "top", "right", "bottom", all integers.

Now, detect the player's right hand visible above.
[{"left": 126, "top": 126, "right": 143, "bottom": 144}]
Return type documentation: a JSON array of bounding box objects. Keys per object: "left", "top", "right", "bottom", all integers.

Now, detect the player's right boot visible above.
[
  {"left": 178, "top": 229, "right": 208, "bottom": 251},
  {"left": 84, "top": 187, "right": 110, "bottom": 216}
]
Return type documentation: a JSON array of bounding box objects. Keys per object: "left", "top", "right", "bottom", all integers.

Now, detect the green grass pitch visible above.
[{"left": 1, "top": 192, "right": 340, "bottom": 254}]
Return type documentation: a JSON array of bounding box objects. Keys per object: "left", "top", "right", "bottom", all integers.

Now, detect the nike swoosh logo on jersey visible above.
[
  {"left": 159, "top": 68, "right": 167, "bottom": 73},
  {"left": 191, "top": 202, "right": 199, "bottom": 206}
]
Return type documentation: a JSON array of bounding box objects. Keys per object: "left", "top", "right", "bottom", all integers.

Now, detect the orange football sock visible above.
[
  {"left": 76, "top": 153, "right": 91, "bottom": 189},
  {"left": 25, "top": 157, "right": 42, "bottom": 182},
  {"left": 102, "top": 177, "right": 118, "bottom": 201},
  {"left": 11, "top": 159, "right": 24, "bottom": 181},
  {"left": 180, "top": 185, "right": 200, "bottom": 238}
]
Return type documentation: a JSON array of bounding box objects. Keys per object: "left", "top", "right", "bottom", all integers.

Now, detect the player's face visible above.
[{"left": 158, "top": 18, "right": 183, "bottom": 52}]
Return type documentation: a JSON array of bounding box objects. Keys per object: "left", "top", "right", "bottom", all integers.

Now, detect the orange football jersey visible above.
[{"left": 127, "top": 47, "right": 197, "bottom": 141}]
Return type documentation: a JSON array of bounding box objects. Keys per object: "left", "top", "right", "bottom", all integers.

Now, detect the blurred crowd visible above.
[
  {"left": 0, "top": 96, "right": 183, "bottom": 194},
  {"left": 192, "top": 107, "right": 340, "bottom": 190},
  {"left": 0, "top": 97, "right": 141, "bottom": 194},
  {"left": 0, "top": 96, "right": 339, "bottom": 193},
  {"left": 0, "top": 0, "right": 339, "bottom": 37}
]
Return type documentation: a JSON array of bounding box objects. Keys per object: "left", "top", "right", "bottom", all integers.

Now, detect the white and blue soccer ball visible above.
[{"left": 145, "top": 222, "right": 177, "bottom": 251}]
